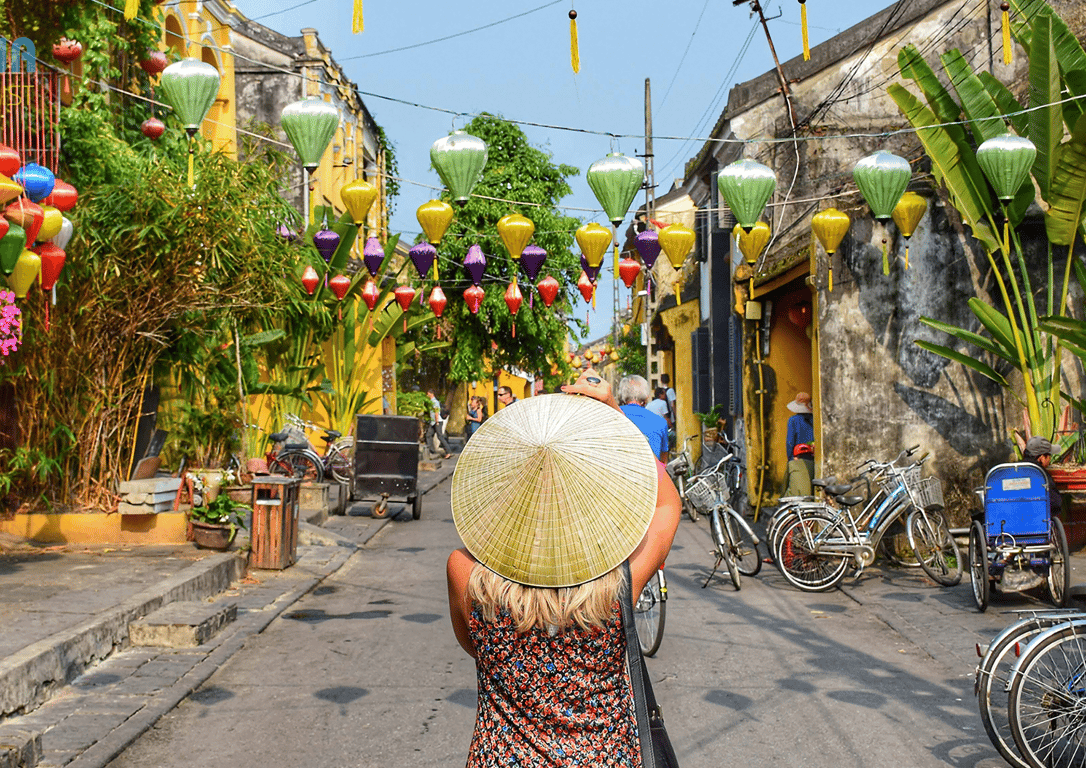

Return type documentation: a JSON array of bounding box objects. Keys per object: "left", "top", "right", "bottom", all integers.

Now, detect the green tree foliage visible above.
[{"left": 404, "top": 114, "right": 583, "bottom": 390}]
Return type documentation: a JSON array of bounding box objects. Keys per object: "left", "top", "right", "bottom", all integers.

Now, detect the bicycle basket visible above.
[
  {"left": 685, "top": 476, "right": 719, "bottom": 513},
  {"left": 912, "top": 476, "right": 945, "bottom": 510}
]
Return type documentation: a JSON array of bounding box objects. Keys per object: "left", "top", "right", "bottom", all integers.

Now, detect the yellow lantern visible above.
[
  {"left": 341, "top": 179, "right": 378, "bottom": 226},
  {"left": 575, "top": 223, "right": 611, "bottom": 269},
  {"left": 572, "top": 355, "right": 582, "bottom": 367},
  {"left": 892, "top": 191, "right": 927, "bottom": 269},
  {"left": 497, "top": 214, "right": 535, "bottom": 264},
  {"left": 811, "top": 208, "right": 850, "bottom": 292},
  {"left": 8, "top": 249, "right": 40, "bottom": 298},
  {"left": 659, "top": 223, "right": 695, "bottom": 270},
  {"left": 0, "top": 175, "right": 22, "bottom": 207},
  {"left": 416, "top": 199, "right": 454, "bottom": 245},
  {"left": 38, "top": 206, "right": 63, "bottom": 242},
  {"left": 736, "top": 221, "right": 770, "bottom": 265}
]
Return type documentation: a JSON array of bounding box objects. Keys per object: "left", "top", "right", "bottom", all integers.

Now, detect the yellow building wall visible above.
[
  {"left": 0, "top": 512, "right": 188, "bottom": 545},
  {"left": 658, "top": 300, "right": 700, "bottom": 463}
]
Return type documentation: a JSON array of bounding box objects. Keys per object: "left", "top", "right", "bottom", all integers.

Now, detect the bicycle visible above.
[
  {"left": 280, "top": 413, "right": 354, "bottom": 485},
  {"left": 686, "top": 455, "right": 762, "bottom": 590},
  {"left": 665, "top": 434, "right": 699, "bottom": 521},
  {"left": 633, "top": 566, "right": 668, "bottom": 657}
]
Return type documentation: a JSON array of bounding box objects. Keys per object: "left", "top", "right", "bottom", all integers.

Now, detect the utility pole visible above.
[
  {"left": 735, "top": 0, "right": 797, "bottom": 126},
  {"left": 643, "top": 77, "right": 656, "bottom": 385}
]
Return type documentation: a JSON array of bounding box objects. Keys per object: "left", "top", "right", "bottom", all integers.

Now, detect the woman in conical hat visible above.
[{"left": 447, "top": 369, "right": 681, "bottom": 767}]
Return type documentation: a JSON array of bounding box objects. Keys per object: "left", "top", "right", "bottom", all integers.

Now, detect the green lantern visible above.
[
  {"left": 159, "top": 58, "right": 221, "bottom": 138},
  {"left": 976, "top": 134, "right": 1036, "bottom": 202},
  {"left": 716, "top": 159, "right": 776, "bottom": 233},
  {"left": 586, "top": 153, "right": 644, "bottom": 226},
  {"left": 852, "top": 151, "right": 911, "bottom": 220},
  {"left": 281, "top": 98, "right": 340, "bottom": 173},
  {"left": 430, "top": 131, "right": 488, "bottom": 204}
]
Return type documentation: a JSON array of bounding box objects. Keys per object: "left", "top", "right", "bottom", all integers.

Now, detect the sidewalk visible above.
[{"left": 0, "top": 458, "right": 457, "bottom": 768}]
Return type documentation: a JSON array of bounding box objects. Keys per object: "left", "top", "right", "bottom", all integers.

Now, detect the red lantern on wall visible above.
[{"left": 787, "top": 301, "right": 812, "bottom": 328}]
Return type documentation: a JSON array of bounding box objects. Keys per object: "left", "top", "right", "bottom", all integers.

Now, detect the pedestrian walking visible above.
[
  {"left": 618, "top": 375, "right": 669, "bottom": 462},
  {"left": 426, "top": 389, "right": 453, "bottom": 459},
  {"left": 447, "top": 371, "right": 681, "bottom": 767},
  {"left": 465, "top": 396, "right": 484, "bottom": 441}
]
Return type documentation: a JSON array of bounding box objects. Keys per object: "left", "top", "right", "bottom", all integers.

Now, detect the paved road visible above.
[{"left": 107, "top": 476, "right": 1013, "bottom": 768}]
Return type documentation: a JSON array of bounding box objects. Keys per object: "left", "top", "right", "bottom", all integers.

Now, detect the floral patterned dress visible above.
[{"left": 466, "top": 603, "right": 640, "bottom": 767}]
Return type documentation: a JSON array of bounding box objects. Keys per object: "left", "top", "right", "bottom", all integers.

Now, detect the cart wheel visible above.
[
  {"left": 372, "top": 495, "right": 389, "bottom": 518},
  {"left": 411, "top": 494, "right": 422, "bottom": 520},
  {"left": 1048, "top": 516, "right": 1070, "bottom": 608},
  {"left": 969, "top": 520, "right": 989, "bottom": 612}
]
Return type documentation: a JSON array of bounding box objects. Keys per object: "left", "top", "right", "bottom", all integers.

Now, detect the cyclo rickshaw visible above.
[{"left": 969, "top": 462, "right": 1071, "bottom": 611}]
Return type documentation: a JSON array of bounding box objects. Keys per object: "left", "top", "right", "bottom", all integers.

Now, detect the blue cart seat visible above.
[{"left": 983, "top": 462, "right": 1052, "bottom": 543}]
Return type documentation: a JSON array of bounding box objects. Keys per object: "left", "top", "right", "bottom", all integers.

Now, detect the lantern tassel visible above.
[
  {"left": 591, "top": 284, "right": 596, "bottom": 309},
  {"left": 1002, "top": 5, "right": 1012, "bottom": 65},
  {"left": 904, "top": 243, "right": 910, "bottom": 270},
  {"left": 800, "top": 0, "right": 810, "bottom": 61},
  {"left": 124, "top": 0, "right": 138, "bottom": 20},
  {"left": 674, "top": 280, "right": 682, "bottom": 306},
  {"left": 512, "top": 321, "right": 516, "bottom": 338},
  {"left": 882, "top": 240, "right": 889, "bottom": 276},
  {"left": 187, "top": 140, "right": 195, "bottom": 188},
  {"left": 828, "top": 265, "right": 834, "bottom": 293},
  {"left": 353, "top": 0, "right": 364, "bottom": 33},
  {"left": 569, "top": 10, "right": 580, "bottom": 74}
]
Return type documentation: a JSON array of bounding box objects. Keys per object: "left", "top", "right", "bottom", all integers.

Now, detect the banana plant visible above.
[{"left": 888, "top": 5, "right": 1086, "bottom": 439}]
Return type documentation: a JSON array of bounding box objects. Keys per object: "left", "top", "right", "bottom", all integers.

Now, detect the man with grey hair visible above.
[{"left": 618, "top": 375, "right": 668, "bottom": 461}]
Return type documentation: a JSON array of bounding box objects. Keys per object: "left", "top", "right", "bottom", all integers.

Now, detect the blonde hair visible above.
[{"left": 467, "top": 563, "right": 625, "bottom": 634}]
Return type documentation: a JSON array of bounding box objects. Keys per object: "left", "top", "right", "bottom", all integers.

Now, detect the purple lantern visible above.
[
  {"left": 313, "top": 229, "right": 340, "bottom": 263},
  {"left": 520, "top": 245, "right": 547, "bottom": 282},
  {"left": 464, "top": 244, "right": 487, "bottom": 286},
  {"left": 363, "top": 236, "right": 385, "bottom": 277},
  {"left": 580, "top": 254, "right": 602, "bottom": 283},
  {"left": 409, "top": 242, "right": 437, "bottom": 280},
  {"left": 635, "top": 229, "right": 661, "bottom": 269},
  {"left": 275, "top": 223, "right": 298, "bottom": 242}
]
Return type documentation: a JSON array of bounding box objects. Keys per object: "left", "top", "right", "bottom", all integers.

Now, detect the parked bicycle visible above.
[
  {"left": 685, "top": 455, "right": 762, "bottom": 590},
  {"left": 260, "top": 415, "right": 354, "bottom": 485},
  {"left": 633, "top": 566, "right": 668, "bottom": 657},
  {"left": 666, "top": 434, "right": 699, "bottom": 521}
]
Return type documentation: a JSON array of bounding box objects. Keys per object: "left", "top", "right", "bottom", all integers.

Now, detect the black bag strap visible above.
[{"left": 621, "top": 561, "right": 657, "bottom": 768}]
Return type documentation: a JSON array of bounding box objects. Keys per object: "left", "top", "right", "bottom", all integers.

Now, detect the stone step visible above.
[{"left": 128, "top": 601, "right": 238, "bottom": 649}]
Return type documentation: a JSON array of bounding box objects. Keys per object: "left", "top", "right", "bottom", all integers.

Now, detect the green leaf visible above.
[
  {"left": 898, "top": 45, "right": 961, "bottom": 124},
  {"left": 1029, "top": 15, "right": 1062, "bottom": 202},
  {"left": 888, "top": 83, "right": 999, "bottom": 251},
  {"left": 941, "top": 50, "right": 1007, "bottom": 144},
  {"left": 914, "top": 340, "right": 1012, "bottom": 389},
  {"left": 967, "top": 298, "right": 1019, "bottom": 356},
  {"left": 1044, "top": 113, "right": 1086, "bottom": 246},
  {"left": 978, "top": 72, "right": 1028, "bottom": 135},
  {"left": 1009, "top": 0, "right": 1086, "bottom": 80},
  {"left": 919, "top": 316, "right": 1016, "bottom": 363}
]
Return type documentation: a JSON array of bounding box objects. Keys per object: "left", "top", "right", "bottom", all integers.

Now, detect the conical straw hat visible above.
[{"left": 451, "top": 394, "right": 659, "bottom": 588}]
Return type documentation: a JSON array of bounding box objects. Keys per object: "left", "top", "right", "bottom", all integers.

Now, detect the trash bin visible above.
[{"left": 250, "top": 476, "right": 300, "bottom": 569}]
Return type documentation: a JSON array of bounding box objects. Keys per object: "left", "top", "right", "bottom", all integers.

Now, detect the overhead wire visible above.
[{"left": 657, "top": 0, "right": 713, "bottom": 110}]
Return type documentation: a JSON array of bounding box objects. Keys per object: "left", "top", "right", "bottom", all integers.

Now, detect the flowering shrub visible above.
[{"left": 0, "top": 291, "right": 21, "bottom": 358}]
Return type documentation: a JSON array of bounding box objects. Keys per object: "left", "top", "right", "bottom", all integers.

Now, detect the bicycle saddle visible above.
[
  {"left": 812, "top": 476, "right": 837, "bottom": 488},
  {"left": 835, "top": 495, "right": 866, "bottom": 507},
  {"left": 270, "top": 431, "right": 289, "bottom": 443},
  {"left": 322, "top": 430, "right": 342, "bottom": 442},
  {"left": 825, "top": 484, "right": 854, "bottom": 496}
]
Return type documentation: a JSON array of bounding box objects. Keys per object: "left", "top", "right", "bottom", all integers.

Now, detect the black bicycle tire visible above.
[
  {"left": 634, "top": 571, "right": 666, "bottom": 657},
  {"left": 774, "top": 512, "right": 850, "bottom": 592},
  {"left": 969, "top": 520, "right": 989, "bottom": 612},
  {"left": 270, "top": 450, "right": 324, "bottom": 483},
  {"left": 721, "top": 509, "right": 742, "bottom": 591},
  {"left": 1048, "top": 517, "right": 1070, "bottom": 608},
  {"left": 327, "top": 446, "right": 353, "bottom": 485},
  {"left": 1008, "top": 622, "right": 1086, "bottom": 768},
  {"left": 907, "top": 508, "right": 962, "bottom": 586},
  {"left": 733, "top": 513, "right": 762, "bottom": 577},
  {"left": 710, "top": 506, "right": 741, "bottom": 590}
]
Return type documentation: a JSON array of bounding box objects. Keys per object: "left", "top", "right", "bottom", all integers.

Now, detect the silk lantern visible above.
[
  {"left": 811, "top": 208, "right": 850, "bottom": 292},
  {"left": 464, "top": 244, "right": 487, "bottom": 285},
  {"left": 139, "top": 50, "right": 168, "bottom": 76},
  {"left": 577, "top": 271, "right": 594, "bottom": 303},
  {"left": 362, "top": 279, "right": 380, "bottom": 310},
  {"left": 9, "top": 249, "right": 39, "bottom": 298},
  {"left": 409, "top": 242, "right": 437, "bottom": 280},
  {"left": 635, "top": 229, "right": 661, "bottom": 269},
  {"left": 159, "top": 58, "right": 221, "bottom": 186},
  {"left": 0, "top": 224, "right": 24, "bottom": 274},
  {"left": 536, "top": 276, "right": 559, "bottom": 308},
  {"left": 659, "top": 224, "right": 695, "bottom": 306},
  {"left": 852, "top": 151, "right": 910, "bottom": 220},
  {"left": 575, "top": 223, "right": 611, "bottom": 270},
  {"left": 717, "top": 159, "right": 776, "bottom": 233},
  {"left": 737, "top": 221, "right": 770, "bottom": 265},
  {"left": 0, "top": 146, "right": 19, "bottom": 178},
  {"left": 497, "top": 214, "right": 534, "bottom": 269},
  {"left": 416, "top": 199, "right": 454, "bottom": 244},
  {"left": 586, "top": 153, "right": 643, "bottom": 226},
  {"left": 301, "top": 265, "right": 320, "bottom": 295},
  {"left": 504, "top": 281, "right": 523, "bottom": 336},
  {"left": 520, "top": 245, "right": 546, "bottom": 282},
  {"left": 313, "top": 229, "right": 340, "bottom": 263},
  {"left": 6, "top": 200, "right": 42, "bottom": 246},
  {"left": 891, "top": 192, "right": 927, "bottom": 269},
  {"left": 976, "top": 134, "right": 1036, "bottom": 202},
  {"left": 14, "top": 164, "right": 55, "bottom": 204},
  {"left": 341, "top": 179, "right": 378, "bottom": 226},
  {"left": 464, "top": 284, "right": 485, "bottom": 314},
  {"left": 428, "top": 286, "right": 447, "bottom": 317},
  {"left": 430, "top": 131, "right": 488, "bottom": 204},
  {"left": 38, "top": 206, "right": 63, "bottom": 242},
  {"left": 281, "top": 98, "right": 340, "bottom": 173},
  {"left": 393, "top": 285, "right": 416, "bottom": 311},
  {"left": 35, "top": 242, "right": 65, "bottom": 292},
  {"left": 53, "top": 38, "right": 83, "bottom": 98},
  {"left": 43, "top": 180, "right": 77, "bottom": 212},
  {"left": 363, "top": 237, "right": 385, "bottom": 277},
  {"left": 619, "top": 257, "right": 640, "bottom": 289},
  {"left": 580, "top": 255, "right": 602, "bottom": 283},
  {"left": 0, "top": 175, "right": 22, "bottom": 207},
  {"left": 141, "top": 118, "right": 166, "bottom": 141},
  {"left": 329, "top": 274, "right": 351, "bottom": 301},
  {"left": 50, "top": 217, "right": 73, "bottom": 250}
]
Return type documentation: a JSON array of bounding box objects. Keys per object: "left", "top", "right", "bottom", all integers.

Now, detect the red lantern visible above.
[
  {"left": 139, "top": 50, "right": 168, "bottom": 76},
  {"left": 141, "top": 118, "right": 166, "bottom": 141},
  {"left": 394, "top": 285, "right": 416, "bottom": 311},
  {"left": 619, "top": 257, "right": 640, "bottom": 289},
  {"left": 0, "top": 146, "right": 20, "bottom": 178},
  {"left": 0, "top": 218, "right": 9, "bottom": 241},
  {"left": 428, "top": 286, "right": 447, "bottom": 317},
  {"left": 536, "top": 275, "right": 559, "bottom": 308},
  {"left": 362, "top": 279, "right": 380, "bottom": 310},
  {"left": 52, "top": 38, "right": 83, "bottom": 66},
  {"left": 34, "top": 243, "right": 66, "bottom": 291},
  {"left": 301, "top": 265, "right": 319, "bottom": 295},
  {"left": 577, "top": 271, "right": 594, "bottom": 303},
  {"left": 43, "top": 180, "right": 77, "bottom": 212},
  {"left": 6, "top": 199, "right": 43, "bottom": 245},
  {"left": 329, "top": 274, "right": 351, "bottom": 301},
  {"left": 787, "top": 301, "right": 812, "bottom": 328},
  {"left": 504, "top": 281, "right": 523, "bottom": 315},
  {"left": 464, "top": 285, "right": 485, "bottom": 314}
]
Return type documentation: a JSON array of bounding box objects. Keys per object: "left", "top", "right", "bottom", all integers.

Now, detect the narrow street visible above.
[{"left": 107, "top": 475, "right": 1007, "bottom": 768}]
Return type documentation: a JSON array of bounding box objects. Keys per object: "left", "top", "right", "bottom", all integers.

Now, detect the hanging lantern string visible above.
[{"left": 82, "top": 0, "right": 1078, "bottom": 152}]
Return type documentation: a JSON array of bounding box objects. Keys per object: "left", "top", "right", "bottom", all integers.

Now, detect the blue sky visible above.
[{"left": 230, "top": 0, "right": 885, "bottom": 340}]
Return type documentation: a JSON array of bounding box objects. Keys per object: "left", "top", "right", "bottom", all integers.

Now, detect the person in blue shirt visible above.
[
  {"left": 618, "top": 375, "right": 669, "bottom": 462},
  {"left": 784, "top": 392, "right": 815, "bottom": 498}
]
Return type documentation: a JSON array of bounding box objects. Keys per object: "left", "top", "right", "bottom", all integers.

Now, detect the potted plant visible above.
[{"left": 188, "top": 494, "right": 247, "bottom": 550}]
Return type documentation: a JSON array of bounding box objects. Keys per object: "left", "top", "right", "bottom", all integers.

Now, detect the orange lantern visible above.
[
  {"left": 428, "top": 286, "right": 447, "bottom": 317},
  {"left": 361, "top": 279, "right": 380, "bottom": 310},
  {"left": 618, "top": 257, "right": 640, "bottom": 288}
]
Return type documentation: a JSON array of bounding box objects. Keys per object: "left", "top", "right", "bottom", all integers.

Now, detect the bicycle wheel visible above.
[
  {"left": 680, "top": 479, "right": 698, "bottom": 522},
  {"left": 634, "top": 570, "right": 667, "bottom": 657},
  {"left": 969, "top": 520, "right": 990, "bottom": 612},
  {"left": 1048, "top": 517, "right": 1071, "bottom": 608},
  {"left": 1008, "top": 622, "right": 1086, "bottom": 768},
  {"left": 731, "top": 512, "right": 762, "bottom": 577},
  {"left": 879, "top": 518, "right": 922, "bottom": 567},
  {"left": 977, "top": 616, "right": 1054, "bottom": 768},
  {"left": 710, "top": 506, "right": 741, "bottom": 590},
  {"left": 774, "top": 512, "right": 850, "bottom": 592},
  {"left": 907, "top": 508, "right": 962, "bottom": 586},
  {"left": 269, "top": 450, "right": 324, "bottom": 483},
  {"left": 327, "top": 445, "right": 354, "bottom": 485}
]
